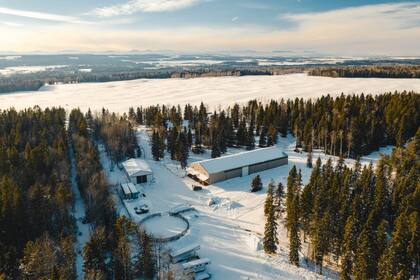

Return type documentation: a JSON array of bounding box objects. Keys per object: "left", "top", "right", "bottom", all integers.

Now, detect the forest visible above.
[
  {"left": 263, "top": 129, "right": 419, "bottom": 279},
  {"left": 0, "top": 107, "right": 75, "bottom": 278},
  {"left": 0, "top": 108, "right": 159, "bottom": 279},
  {"left": 308, "top": 65, "right": 420, "bottom": 78},
  {"left": 134, "top": 91, "right": 419, "bottom": 165}
]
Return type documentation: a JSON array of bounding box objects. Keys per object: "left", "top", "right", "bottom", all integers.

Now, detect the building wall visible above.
[
  {"left": 208, "top": 156, "right": 288, "bottom": 184},
  {"left": 248, "top": 157, "right": 288, "bottom": 174}
]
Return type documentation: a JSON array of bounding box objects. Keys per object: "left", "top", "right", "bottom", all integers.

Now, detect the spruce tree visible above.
[
  {"left": 264, "top": 182, "right": 278, "bottom": 254},
  {"left": 289, "top": 192, "right": 301, "bottom": 266},
  {"left": 151, "top": 130, "right": 161, "bottom": 161},
  {"left": 250, "top": 175, "right": 262, "bottom": 192},
  {"left": 259, "top": 127, "right": 267, "bottom": 147}
]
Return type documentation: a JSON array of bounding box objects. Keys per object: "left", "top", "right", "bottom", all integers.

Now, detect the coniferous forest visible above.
[
  {"left": 138, "top": 91, "right": 419, "bottom": 162},
  {"left": 281, "top": 130, "right": 419, "bottom": 279},
  {"left": 309, "top": 65, "right": 420, "bottom": 78}
]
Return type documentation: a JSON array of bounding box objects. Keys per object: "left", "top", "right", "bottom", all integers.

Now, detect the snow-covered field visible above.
[
  {"left": 1, "top": 73, "right": 420, "bottom": 112},
  {"left": 97, "top": 125, "right": 393, "bottom": 280}
]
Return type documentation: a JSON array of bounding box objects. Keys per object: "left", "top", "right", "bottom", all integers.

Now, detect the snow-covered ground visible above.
[
  {"left": 68, "top": 143, "right": 91, "bottom": 279},
  {"left": 1, "top": 73, "right": 420, "bottom": 112},
  {"left": 97, "top": 125, "right": 393, "bottom": 280}
]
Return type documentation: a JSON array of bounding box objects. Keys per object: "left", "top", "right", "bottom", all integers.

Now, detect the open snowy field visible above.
[{"left": 1, "top": 73, "right": 420, "bottom": 112}]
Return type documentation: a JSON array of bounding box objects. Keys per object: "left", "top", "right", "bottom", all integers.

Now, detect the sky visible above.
[{"left": 0, "top": 0, "right": 419, "bottom": 56}]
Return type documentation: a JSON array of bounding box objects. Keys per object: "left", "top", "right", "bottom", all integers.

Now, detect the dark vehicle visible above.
[
  {"left": 192, "top": 185, "right": 203, "bottom": 191},
  {"left": 134, "top": 204, "right": 149, "bottom": 214}
]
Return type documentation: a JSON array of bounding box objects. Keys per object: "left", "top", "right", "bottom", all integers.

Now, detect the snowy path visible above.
[{"left": 68, "top": 142, "right": 91, "bottom": 279}]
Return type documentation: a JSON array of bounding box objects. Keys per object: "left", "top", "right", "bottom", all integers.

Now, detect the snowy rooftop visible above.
[
  {"left": 171, "top": 244, "right": 200, "bottom": 258},
  {"left": 192, "top": 147, "right": 287, "bottom": 174},
  {"left": 122, "top": 158, "right": 152, "bottom": 177},
  {"left": 182, "top": 258, "right": 211, "bottom": 269}
]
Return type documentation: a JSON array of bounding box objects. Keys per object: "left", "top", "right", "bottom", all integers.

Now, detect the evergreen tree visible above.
[
  {"left": 151, "top": 130, "right": 162, "bottom": 161},
  {"left": 274, "top": 182, "right": 285, "bottom": 218},
  {"left": 259, "top": 127, "right": 267, "bottom": 147},
  {"left": 264, "top": 182, "right": 278, "bottom": 254},
  {"left": 251, "top": 175, "right": 263, "bottom": 192},
  {"left": 289, "top": 192, "right": 301, "bottom": 266}
]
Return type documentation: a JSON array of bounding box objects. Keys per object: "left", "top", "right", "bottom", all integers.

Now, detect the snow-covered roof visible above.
[
  {"left": 187, "top": 167, "right": 209, "bottom": 181},
  {"left": 192, "top": 147, "right": 287, "bottom": 174},
  {"left": 170, "top": 244, "right": 200, "bottom": 258},
  {"left": 182, "top": 258, "right": 211, "bottom": 269},
  {"left": 122, "top": 158, "right": 152, "bottom": 177}
]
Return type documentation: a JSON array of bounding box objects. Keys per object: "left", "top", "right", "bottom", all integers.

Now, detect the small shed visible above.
[
  {"left": 122, "top": 158, "right": 153, "bottom": 185},
  {"left": 170, "top": 244, "right": 200, "bottom": 263},
  {"left": 182, "top": 258, "right": 211, "bottom": 274},
  {"left": 120, "top": 182, "right": 140, "bottom": 200}
]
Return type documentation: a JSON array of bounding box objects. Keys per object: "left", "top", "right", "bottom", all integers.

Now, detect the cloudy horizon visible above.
[{"left": 0, "top": 0, "right": 419, "bottom": 56}]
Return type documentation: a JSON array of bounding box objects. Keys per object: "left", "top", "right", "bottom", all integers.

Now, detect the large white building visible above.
[
  {"left": 187, "top": 147, "right": 288, "bottom": 185},
  {"left": 122, "top": 158, "right": 153, "bottom": 185}
]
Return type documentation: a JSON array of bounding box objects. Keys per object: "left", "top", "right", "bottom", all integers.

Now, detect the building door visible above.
[{"left": 136, "top": 175, "right": 147, "bottom": 184}]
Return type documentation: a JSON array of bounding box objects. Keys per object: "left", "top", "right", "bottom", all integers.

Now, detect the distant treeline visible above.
[
  {"left": 0, "top": 67, "right": 303, "bottom": 94},
  {"left": 308, "top": 65, "right": 420, "bottom": 78}
]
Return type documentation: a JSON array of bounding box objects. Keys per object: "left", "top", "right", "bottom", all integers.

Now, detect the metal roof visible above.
[
  {"left": 122, "top": 158, "right": 152, "bottom": 177},
  {"left": 191, "top": 146, "right": 287, "bottom": 174}
]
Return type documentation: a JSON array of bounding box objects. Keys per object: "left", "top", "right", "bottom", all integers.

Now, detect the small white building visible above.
[
  {"left": 170, "top": 244, "right": 200, "bottom": 263},
  {"left": 122, "top": 158, "right": 153, "bottom": 185},
  {"left": 182, "top": 258, "right": 211, "bottom": 274},
  {"left": 120, "top": 182, "right": 140, "bottom": 200}
]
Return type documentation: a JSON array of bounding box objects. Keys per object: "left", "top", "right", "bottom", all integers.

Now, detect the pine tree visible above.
[
  {"left": 274, "top": 182, "right": 285, "bottom": 218},
  {"left": 177, "top": 132, "right": 189, "bottom": 169},
  {"left": 378, "top": 211, "right": 413, "bottom": 280},
  {"left": 250, "top": 175, "right": 262, "bottom": 192},
  {"left": 83, "top": 227, "right": 108, "bottom": 278},
  {"left": 151, "top": 130, "right": 162, "bottom": 161},
  {"left": 211, "top": 140, "right": 221, "bottom": 158},
  {"left": 289, "top": 192, "right": 301, "bottom": 266},
  {"left": 264, "top": 181, "right": 275, "bottom": 216},
  {"left": 259, "top": 127, "right": 267, "bottom": 147},
  {"left": 286, "top": 166, "right": 298, "bottom": 231},
  {"left": 264, "top": 182, "right": 278, "bottom": 254}
]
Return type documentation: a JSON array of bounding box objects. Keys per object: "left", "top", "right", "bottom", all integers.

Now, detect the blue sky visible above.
[{"left": 0, "top": 0, "right": 419, "bottom": 55}]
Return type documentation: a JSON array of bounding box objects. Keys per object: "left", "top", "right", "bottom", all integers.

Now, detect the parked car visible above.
[
  {"left": 134, "top": 204, "right": 149, "bottom": 214},
  {"left": 192, "top": 185, "right": 202, "bottom": 191}
]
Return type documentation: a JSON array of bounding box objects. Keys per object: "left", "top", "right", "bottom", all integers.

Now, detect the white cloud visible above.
[
  {"left": 0, "top": 21, "right": 23, "bottom": 27},
  {"left": 232, "top": 16, "right": 239, "bottom": 22},
  {"left": 0, "top": 2, "right": 418, "bottom": 56},
  {"left": 0, "top": 6, "right": 89, "bottom": 24},
  {"left": 90, "top": 0, "right": 202, "bottom": 17}
]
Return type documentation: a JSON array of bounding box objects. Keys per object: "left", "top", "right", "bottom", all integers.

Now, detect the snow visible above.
[
  {"left": 192, "top": 146, "right": 286, "bottom": 174},
  {"left": 93, "top": 126, "right": 394, "bottom": 279},
  {"left": 68, "top": 143, "right": 90, "bottom": 279},
  {"left": 121, "top": 158, "right": 152, "bottom": 176},
  {"left": 142, "top": 215, "right": 188, "bottom": 239},
  {"left": 0, "top": 55, "right": 21, "bottom": 60},
  {"left": 1, "top": 73, "right": 420, "bottom": 112},
  {"left": 0, "top": 65, "right": 67, "bottom": 76}
]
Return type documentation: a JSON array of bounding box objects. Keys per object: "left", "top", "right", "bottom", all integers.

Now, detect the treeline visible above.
[
  {"left": 131, "top": 91, "right": 419, "bottom": 161},
  {"left": 0, "top": 66, "right": 303, "bottom": 94},
  {"left": 0, "top": 78, "right": 44, "bottom": 93},
  {"left": 91, "top": 109, "right": 139, "bottom": 164},
  {"left": 282, "top": 131, "right": 419, "bottom": 279},
  {"left": 69, "top": 109, "right": 160, "bottom": 280},
  {"left": 308, "top": 65, "right": 420, "bottom": 78},
  {"left": 0, "top": 107, "right": 75, "bottom": 278}
]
